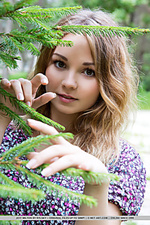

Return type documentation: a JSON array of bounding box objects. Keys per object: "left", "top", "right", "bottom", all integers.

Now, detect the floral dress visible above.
[{"left": 0, "top": 124, "right": 146, "bottom": 224}]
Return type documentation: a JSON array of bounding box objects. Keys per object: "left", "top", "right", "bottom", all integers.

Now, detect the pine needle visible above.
[
  {"left": 0, "top": 172, "right": 45, "bottom": 202},
  {"left": 56, "top": 25, "right": 150, "bottom": 37},
  {"left": 0, "top": 86, "right": 65, "bottom": 131},
  {"left": 1, "top": 133, "right": 73, "bottom": 161},
  {"left": 0, "top": 184, "right": 45, "bottom": 202},
  {"left": 0, "top": 103, "right": 32, "bottom": 135},
  {"left": 16, "top": 165, "right": 98, "bottom": 208},
  {"left": 61, "top": 168, "right": 120, "bottom": 185},
  {"left": 0, "top": 220, "right": 20, "bottom": 225}
]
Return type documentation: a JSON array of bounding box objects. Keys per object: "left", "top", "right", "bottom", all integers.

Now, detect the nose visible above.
[{"left": 61, "top": 71, "right": 78, "bottom": 90}]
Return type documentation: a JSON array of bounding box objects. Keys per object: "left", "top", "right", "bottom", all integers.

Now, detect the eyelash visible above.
[
  {"left": 53, "top": 60, "right": 95, "bottom": 77},
  {"left": 83, "top": 68, "right": 95, "bottom": 77},
  {"left": 54, "top": 60, "right": 66, "bottom": 69}
]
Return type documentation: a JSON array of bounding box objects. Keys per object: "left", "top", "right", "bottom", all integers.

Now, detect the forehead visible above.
[{"left": 53, "top": 33, "right": 94, "bottom": 61}]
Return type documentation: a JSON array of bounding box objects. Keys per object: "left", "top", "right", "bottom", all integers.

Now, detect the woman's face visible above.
[{"left": 45, "top": 34, "right": 100, "bottom": 117}]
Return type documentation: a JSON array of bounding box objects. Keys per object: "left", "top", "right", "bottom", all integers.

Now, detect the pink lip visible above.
[{"left": 57, "top": 93, "right": 78, "bottom": 103}]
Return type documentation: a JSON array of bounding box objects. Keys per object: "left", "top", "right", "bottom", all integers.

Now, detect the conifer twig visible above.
[
  {"left": 0, "top": 103, "right": 32, "bottom": 135},
  {"left": 61, "top": 168, "right": 120, "bottom": 185},
  {"left": 0, "top": 133, "right": 73, "bottom": 161},
  {"left": 0, "top": 172, "right": 45, "bottom": 202},
  {"left": 0, "top": 86, "right": 65, "bottom": 131},
  {"left": 56, "top": 25, "right": 150, "bottom": 37}
]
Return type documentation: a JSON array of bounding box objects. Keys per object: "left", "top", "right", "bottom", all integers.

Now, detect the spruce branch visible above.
[
  {"left": 0, "top": 103, "right": 32, "bottom": 135},
  {"left": 9, "top": 6, "right": 82, "bottom": 22},
  {"left": 0, "top": 4, "right": 81, "bottom": 68},
  {"left": 1, "top": 1, "right": 149, "bottom": 69},
  {"left": 0, "top": 130, "right": 119, "bottom": 208},
  {"left": 0, "top": 133, "right": 73, "bottom": 161},
  {"left": 0, "top": 172, "right": 45, "bottom": 202},
  {"left": 0, "top": 51, "right": 21, "bottom": 69},
  {"left": 0, "top": 162, "right": 97, "bottom": 207},
  {"left": 0, "top": 125, "right": 120, "bottom": 208},
  {"left": 61, "top": 168, "right": 120, "bottom": 185},
  {"left": 0, "top": 220, "right": 20, "bottom": 225},
  {"left": 17, "top": 165, "right": 97, "bottom": 207},
  {"left": 0, "top": 86, "right": 65, "bottom": 131},
  {"left": 56, "top": 25, "right": 150, "bottom": 37},
  {"left": 34, "top": 163, "right": 120, "bottom": 185}
]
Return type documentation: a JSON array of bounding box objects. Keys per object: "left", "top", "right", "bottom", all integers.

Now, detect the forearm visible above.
[
  {"left": 76, "top": 182, "right": 109, "bottom": 225},
  {"left": 76, "top": 182, "right": 121, "bottom": 225},
  {"left": 0, "top": 114, "right": 11, "bottom": 144}
]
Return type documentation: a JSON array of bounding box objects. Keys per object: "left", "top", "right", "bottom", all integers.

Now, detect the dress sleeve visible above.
[{"left": 107, "top": 139, "right": 146, "bottom": 215}]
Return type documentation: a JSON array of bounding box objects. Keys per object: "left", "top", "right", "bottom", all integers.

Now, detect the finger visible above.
[
  {"left": 18, "top": 78, "right": 32, "bottom": 105},
  {"left": 26, "top": 145, "right": 66, "bottom": 169},
  {"left": 41, "top": 154, "right": 78, "bottom": 176},
  {"left": 27, "top": 119, "right": 67, "bottom": 144},
  {"left": 10, "top": 80, "right": 25, "bottom": 101},
  {"left": 27, "top": 150, "right": 59, "bottom": 164},
  {"left": 27, "top": 152, "right": 38, "bottom": 160},
  {"left": 27, "top": 151, "right": 59, "bottom": 162},
  {"left": 31, "top": 73, "right": 48, "bottom": 96},
  {"left": 0, "top": 78, "right": 11, "bottom": 88},
  {"left": 32, "top": 92, "right": 56, "bottom": 109}
]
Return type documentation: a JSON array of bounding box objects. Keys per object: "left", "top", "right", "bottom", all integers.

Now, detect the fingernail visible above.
[
  {"left": 41, "top": 78, "right": 48, "bottom": 84},
  {"left": 26, "top": 159, "right": 37, "bottom": 169},
  {"left": 51, "top": 93, "right": 56, "bottom": 98},
  {"left": 4, "top": 79, "right": 10, "bottom": 85},
  {"left": 27, "top": 119, "right": 35, "bottom": 126},
  {"left": 27, "top": 118, "right": 34, "bottom": 123},
  {"left": 41, "top": 167, "right": 52, "bottom": 177},
  {"left": 26, "top": 101, "right": 31, "bottom": 107},
  {"left": 17, "top": 93, "right": 24, "bottom": 101}
]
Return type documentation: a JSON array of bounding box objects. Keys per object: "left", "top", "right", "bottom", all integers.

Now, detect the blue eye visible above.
[
  {"left": 84, "top": 68, "right": 95, "bottom": 77},
  {"left": 54, "top": 60, "right": 66, "bottom": 69}
]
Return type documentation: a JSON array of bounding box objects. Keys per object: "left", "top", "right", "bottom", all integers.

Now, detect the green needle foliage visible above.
[
  {"left": 0, "top": 0, "right": 150, "bottom": 69},
  {"left": 0, "top": 86, "right": 65, "bottom": 132},
  {"left": 0, "top": 0, "right": 149, "bottom": 223},
  {"left": 0, "top": 97, "right": 119, "bottom": 206},
  {"left": 0, "top": 131, "right": 119, "bottom": 206},
  {"left": 56, "top": 24, "right": 150, "bottom": 37}
]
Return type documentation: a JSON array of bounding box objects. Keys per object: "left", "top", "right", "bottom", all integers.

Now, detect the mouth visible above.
[
  {"left": 57, "top": 93, "right": 78, "bottom": 100},
  {"left": 56, "top": 93, "right": 78, "bottom": 103}
]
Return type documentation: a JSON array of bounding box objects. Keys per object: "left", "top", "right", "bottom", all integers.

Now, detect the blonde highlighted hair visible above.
[{"left": 32, "top": 9, "right": 138, "bottom": 164}]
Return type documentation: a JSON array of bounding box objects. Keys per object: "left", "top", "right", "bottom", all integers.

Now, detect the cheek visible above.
[
  {"left": 45, "top": 67, "right": 57, "bottom": 92},
  {"left": 82, "top": 80, "right": 100, "bottom": 106},
  {"left": 88, "top": 81, "right": 100, "bottom": 100}
]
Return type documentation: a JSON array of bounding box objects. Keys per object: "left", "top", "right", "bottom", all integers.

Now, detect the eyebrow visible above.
[
  {"left": 53, "top": 53, "right": 94, "bottom": 66},
  {"left": 83, "top": 62, "right": 95, "bottom": 66},
  {"left": 53, "top": 53, "right": 68, "bottom": 61}
]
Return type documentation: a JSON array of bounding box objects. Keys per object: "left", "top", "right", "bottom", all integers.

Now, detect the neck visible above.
[{"left": 50, "top": 107, "right": 79, "bottom": 133}]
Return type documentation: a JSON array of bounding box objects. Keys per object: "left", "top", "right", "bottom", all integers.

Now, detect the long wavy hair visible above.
[{"left": 32, "top": 9, "right": 138, "bottom": 165}]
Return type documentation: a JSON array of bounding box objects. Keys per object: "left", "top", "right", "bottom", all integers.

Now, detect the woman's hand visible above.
[
  {"left": 26, "top": 119, "right": 108, "bottom": 179},
  {"left": 26, "top": 119, "right": 116, "bottom": 222},
  {"left": 0, "top": 73, "right": 56, "bottom": 115}
]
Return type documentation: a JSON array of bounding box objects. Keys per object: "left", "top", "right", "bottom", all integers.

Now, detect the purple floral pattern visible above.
[
  {"left": 108, "top": 139, "right": 146, "bottom": 215},
  {"left": 0, "top": 124, "right": 146, "bottom": 224}
]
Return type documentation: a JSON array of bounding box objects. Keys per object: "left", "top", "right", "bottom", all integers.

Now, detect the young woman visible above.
[{"left": 0, "top": 9, "right": 146, "bottom": 225}]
